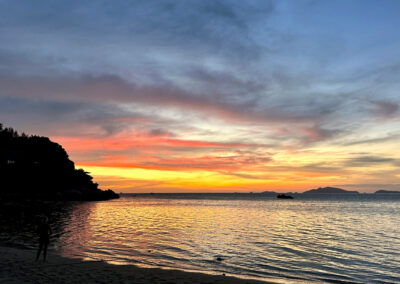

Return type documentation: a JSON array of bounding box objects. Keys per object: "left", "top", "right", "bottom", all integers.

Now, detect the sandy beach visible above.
[{"left": 0, "top": 246, "right": 277, "bottom": 284}]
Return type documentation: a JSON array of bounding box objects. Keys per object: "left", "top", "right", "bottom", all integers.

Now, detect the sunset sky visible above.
[{"left": 1, "top": 0, "right": 400, "bottom": 193}]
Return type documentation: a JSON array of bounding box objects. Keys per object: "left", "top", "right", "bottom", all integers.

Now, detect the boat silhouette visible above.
[{"left": 277, "top": 194, "right": 294, "bottom": 199}]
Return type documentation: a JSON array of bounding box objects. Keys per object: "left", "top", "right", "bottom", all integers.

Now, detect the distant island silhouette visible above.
[
  {"left": 0, "top": 124, "right": 118, "bottom": 201},
  {"left": 302, "top": 187, "right": 359, "bottom": 194},
  {"left": 374, "top": 190, "right": 400, "bottom": 194},
  {"left": 262, "top": 186, "right": 400, "bottom": 195}
]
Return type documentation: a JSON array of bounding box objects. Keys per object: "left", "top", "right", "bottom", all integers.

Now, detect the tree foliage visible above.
[{"left": 0, "top": 124, "right": 118, "bottom": 200}]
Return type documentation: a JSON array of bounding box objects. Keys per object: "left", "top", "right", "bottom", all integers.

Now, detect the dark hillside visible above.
[{"left": 0, "top": 124, "right": 118, "bottom": 201}]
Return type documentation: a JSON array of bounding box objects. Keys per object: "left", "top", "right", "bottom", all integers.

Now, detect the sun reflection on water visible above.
[{"left": 57, "top": 196, "right": 400, "bottom": 282}]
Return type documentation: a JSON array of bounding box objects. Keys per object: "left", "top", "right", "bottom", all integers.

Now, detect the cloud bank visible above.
[{"left": 1, "top": 0, "right": 400, "bottom": 192}]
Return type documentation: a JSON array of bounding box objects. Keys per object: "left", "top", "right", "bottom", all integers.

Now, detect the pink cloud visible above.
[
  {"left": 52, "top": 131, "right": 250, "bottom": 152},
  {"left": 79, "top": 153, "right": 271, "bottom": 172}
]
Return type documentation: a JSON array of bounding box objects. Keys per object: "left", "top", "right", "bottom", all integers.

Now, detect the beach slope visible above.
[{"left": 0, "top": 246, "right": 276, "bottom": 284}]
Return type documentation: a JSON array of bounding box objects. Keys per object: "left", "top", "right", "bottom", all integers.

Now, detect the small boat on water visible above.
[{"left": 277, "top": 194, "right": 294, "bottom": 199}]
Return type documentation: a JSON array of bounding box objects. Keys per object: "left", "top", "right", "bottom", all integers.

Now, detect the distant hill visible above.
[
  {"left": 303, "top": 187, "right": 359, "bottom": 194},
  {"left": 260, "top": 191, "right": 278, "bottom": 195},
  {"left": 374, "top": 190, "right": 400, "bottom": 194},
  {"left": 0, "top": 124, "right": 119, "bottom": 201}
]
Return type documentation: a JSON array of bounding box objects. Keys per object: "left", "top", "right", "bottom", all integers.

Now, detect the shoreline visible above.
[{"left": 0, "top": 246, "right": 282, "bottom": 284}]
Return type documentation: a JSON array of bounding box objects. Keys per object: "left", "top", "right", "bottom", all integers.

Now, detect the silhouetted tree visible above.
[{"left": 0, "top": 124, "right": 118, "bottom": 201}]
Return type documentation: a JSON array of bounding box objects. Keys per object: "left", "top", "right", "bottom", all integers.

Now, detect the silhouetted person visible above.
[{"left": 36, "top": 216, "right": 52, "bottom": 262}]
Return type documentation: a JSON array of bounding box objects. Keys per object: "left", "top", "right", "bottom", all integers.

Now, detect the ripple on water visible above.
[{"left": 4, "top": 195, "right": 399, "bottom": 283}]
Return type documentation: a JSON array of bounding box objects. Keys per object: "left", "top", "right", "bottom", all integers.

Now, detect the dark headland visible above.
[{"left": 0, "top": 124, "right": 119, "bottom": 201}]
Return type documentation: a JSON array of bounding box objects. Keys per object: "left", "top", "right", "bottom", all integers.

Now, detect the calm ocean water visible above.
[{"left": 4, "top": 194, "right": 400, "bottom": 283}]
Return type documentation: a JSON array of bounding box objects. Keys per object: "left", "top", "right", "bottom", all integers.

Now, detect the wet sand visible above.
[{"left": 0, "top": 246, "right": 277, "bottom": 284}]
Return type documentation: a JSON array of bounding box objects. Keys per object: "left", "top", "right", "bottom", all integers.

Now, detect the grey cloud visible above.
[
  {"left": 149, "top": 128, "right": 172, "bottom": 137},
  {"left": 358, "top": 62, "right": 400, "bottom": 85},
  {"left": 344, "top": 134, "right": 400, "bottom": 146},
  {"left": 0, "top": 73, "right": 332, "bottom": 124},
  {"left": 0, "top": 96, "right": 87, "bottom": 118},
  {"left": 369, "top": 100, "right": 399, "bottom": 118},
  {"left": 0, "top": 50, "right": 35, "bottom": 72},
  {"left": 301, "top": 162, "right": 341, "bottom": 173},
  {"left": 217, "top": 171, "right": 266, "bottom": 180},
  {"left": 0, "top": 96, "right": 151, "bottom": 137},
  {"left": 185, "top": 67, "right": 266, "bottom": 99},
  {"left": 0, "top": 70, "right": 351, "bottom": 146},
  {"left": 1, "top": 0, "right": 398, "bottom": 151},
  {"left": 0, "top": 0, "right": 275, "bottom": 63},
  {"left": 345, "top": 156, "right": 397, "bottom": 167},
  {"left": 265, "top": 163, "right": 342, "bottom": 174}
]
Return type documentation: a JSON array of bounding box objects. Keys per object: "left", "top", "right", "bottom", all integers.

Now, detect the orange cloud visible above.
[
  {"left": 78, "top": 153, "right": 271, "bottom": 172},
  {"left": 52, "top": 132, "right": 250, "bottom": 152}
]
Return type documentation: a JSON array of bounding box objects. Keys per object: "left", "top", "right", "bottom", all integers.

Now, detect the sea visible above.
[{"left": 2, "top": 193, "right": 400, "bottom": 283}]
